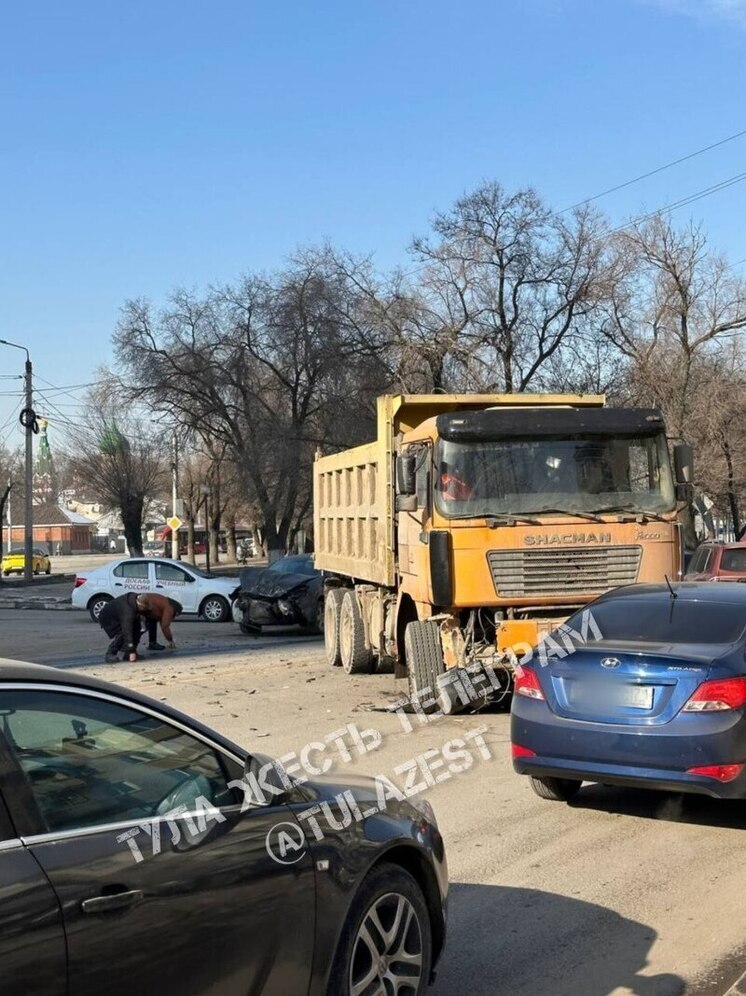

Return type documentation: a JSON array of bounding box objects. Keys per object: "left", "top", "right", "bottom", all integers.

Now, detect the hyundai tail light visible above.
[
  {"left": 511, "top": 744, "right": 537, "bottom": 759},
  {"left": 686, "top": 763, "right": 744, "bottom": 782},
  {"left": 682, "top": 677, "right": 746, "bottom": 712},
  {"left": 74, "top": 577, "right": 87, "bottom": 588},
  {"left": 514, "top": 664, "right": 545, "bottom": 701}
]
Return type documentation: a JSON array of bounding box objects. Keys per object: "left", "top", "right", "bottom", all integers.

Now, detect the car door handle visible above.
[
  {"left": 156, "top": 584, "right": 164, "bottom": 589},
  {"left": 81, "top": 888, "right": 144, "bottom": 914},
  {"left": 114, "top": 582, "right": 123, "bottom": 587}
]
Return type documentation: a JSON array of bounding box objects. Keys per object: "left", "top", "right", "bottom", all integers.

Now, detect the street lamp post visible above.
[
  {"left": 0, "top": 340, "right": 34, "bottom": 582},
  {"left": 171, "top": 429, "right": 180, "bottom": 561}
]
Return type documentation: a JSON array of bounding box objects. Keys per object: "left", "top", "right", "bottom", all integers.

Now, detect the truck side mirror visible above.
[
  {"left": 396, "top": 454, "right": 417, "bottom": 496},
  {"left": 673, "top": 443, "right": 694, "bottom": 501}
]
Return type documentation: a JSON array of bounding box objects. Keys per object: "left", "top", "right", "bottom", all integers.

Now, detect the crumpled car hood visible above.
[{"left": 239, "top": 568, "right": 315, "bottom": 600}]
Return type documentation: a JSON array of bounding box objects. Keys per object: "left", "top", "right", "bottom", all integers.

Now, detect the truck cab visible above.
[{"left": 314, "top": 394, "right": 693, "bottom": 711}]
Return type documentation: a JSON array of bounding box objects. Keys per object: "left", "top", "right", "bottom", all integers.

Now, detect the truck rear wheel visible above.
[
  {"left": 324, "top": 588, "right": 344, "bottom": 667},
  {"left": 339, "top": 590, "right": 373, "bottom": 674},
  {"left": 404, "top": 620, "right": 445, "bottom": 713}
]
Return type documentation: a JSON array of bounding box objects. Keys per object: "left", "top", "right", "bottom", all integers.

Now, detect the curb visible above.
[
  {"left": 0, "top": 573, "right": 75, "bottom": 588},
  {"left": 0, "top": 598, "right": 74, "bottom": 611},
  {"left": 725, "top": 973, "right": 746, "bottom": 995}
]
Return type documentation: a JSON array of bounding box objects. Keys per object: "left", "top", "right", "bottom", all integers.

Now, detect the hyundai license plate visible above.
[{"left": 571, "top": 682, "right": 654, "bottom": 710}]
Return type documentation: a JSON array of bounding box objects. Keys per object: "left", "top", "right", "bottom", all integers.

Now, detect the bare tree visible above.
[
  {"left": 114, "top": 250, "right": 392, "bottom": 555},
  {"left": 603, "top": 216, "right": 746, "bottom": 542},
  {"left": 64, "top": 384, "right": 166, "bottom": 556},
  {"left": 410, "top": 181, "right": 610, "bottom": 392},
  {"left": 603, "top": 216, "right": 746, "bottom": 434}
]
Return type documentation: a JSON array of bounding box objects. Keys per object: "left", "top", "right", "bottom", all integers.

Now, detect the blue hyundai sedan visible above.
[{"left": 511, "top": 582, "right": 746, "bottom": 802}]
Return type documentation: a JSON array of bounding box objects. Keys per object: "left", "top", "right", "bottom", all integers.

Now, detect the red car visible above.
[{"left": 684, "top": 541, "right": 746, "bottom": 582}]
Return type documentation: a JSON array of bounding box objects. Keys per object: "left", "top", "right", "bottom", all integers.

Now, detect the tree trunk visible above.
[
  {"left": 252, "top": 525, "right": 264, "bottom": 558},
  {"left": 722, "top": 438, "right": 742, "bottom": 539},
  {"left": 226, "top": 522, "right": 237, "bottom": 563},
  {"left": 186, "top": 518, "right": 196, "bottom": 564},
  {"left": 209, "top": 497, "right": 221, "bottom": 565},
  {"left": 209, "top": 524, "right": 220, "bottom": 565},
  {"left": 122, "top": 498, "right": 144, "bottom": 556},
  {"left": 182, "top": 501, "right": 196, "bottom": 563},
  {"left": 259, "top": 508, "right": 285, "bottom": 561}
]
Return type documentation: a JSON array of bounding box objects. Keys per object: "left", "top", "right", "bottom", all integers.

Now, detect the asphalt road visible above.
[{"left": 1, "top": 607, "right": 745, "bottom": 995}]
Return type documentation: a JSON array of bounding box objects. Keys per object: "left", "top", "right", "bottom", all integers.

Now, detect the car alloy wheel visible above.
[
  {"left": 202, "top": 595, "right": 229, "bottom": 623},
  {"left": 88, "top": 596, "right": 111, "bottom": 622},
  {"left": 349, "top": 892, "right": 424, "bottom": 996}
]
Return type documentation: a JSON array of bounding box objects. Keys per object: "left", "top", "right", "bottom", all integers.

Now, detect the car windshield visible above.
[
  {"left": 269, "top": 557, "right": 315, "bottom": 576},
  {"left": 568, "top": 597, "right": 746, "bottom": 645},
  {"left": 434, "top": 432, "right": 675, "bottom": 518},
  {"left": 721, "top": 549, "right": 746, "bottom": 573},
  {"left": 183, "top": 563, "right": 210, "bottom": 578}
]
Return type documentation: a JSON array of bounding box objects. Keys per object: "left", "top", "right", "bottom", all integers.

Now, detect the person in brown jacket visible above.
[{"left": 136, "top": 593, "right": 180, "bottom": 651}]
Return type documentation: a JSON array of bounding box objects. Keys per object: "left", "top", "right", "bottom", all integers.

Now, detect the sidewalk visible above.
[{"left": 1, "top": 551, "right": 252, "bottom": 587}]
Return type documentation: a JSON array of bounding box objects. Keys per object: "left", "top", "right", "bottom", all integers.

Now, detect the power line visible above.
[
  {"left": 0, "top": 396, "right": 24, "bottom": 443},
  {"left": 35, "top": 377, "right": 103, "bottom": 402},
  {"left": 402, "top": 163, "right": 746, "bottom": 282},
  {"left": 34, "top": 391, "right": 88, "bottom": 433},
  {"left": 561, "top": 126, "right": 746, "bottom": 212},
  {"left": 611, "top": 169, "right": 746, "bottom": 235}
]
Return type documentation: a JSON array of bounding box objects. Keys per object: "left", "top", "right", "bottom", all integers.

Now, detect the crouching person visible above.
[
  {"left": 135, "top": 593, "right": 180, "bottom": 652},
  {"left": 99, "top": 592, "right": 149, "bottom": 663}
]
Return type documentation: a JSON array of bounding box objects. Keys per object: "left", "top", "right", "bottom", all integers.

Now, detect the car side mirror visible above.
[{"left": 242, "top": 752, "right": 293, "bottom": 807}]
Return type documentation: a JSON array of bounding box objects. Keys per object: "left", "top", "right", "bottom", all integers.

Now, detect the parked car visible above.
[
  {"left": 684, "top": 540, "right": 746, "bottom": 582},
  {"left": 512, "top": 582, "right": 746, "bottom": 802},
  {"left": 0, "top": 658, "right": 446, "bottom": 996},
  {"left": 142, "top": 541, "right": 166, "bottom": 558},
  {"left": 1, "top": 547, "right": 51, "bottom": 576},
  {"left": 72, "top": 557, "right": 240, "bottom": 623},
  {"left": 233, "top": 554, "right": 324, "bottom": 634}
]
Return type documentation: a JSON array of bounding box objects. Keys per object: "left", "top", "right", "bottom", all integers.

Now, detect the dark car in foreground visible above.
[
  {"left": 512, "top": 583, "right": 746, "bottom": 802},
  {"left": 0, "top": 659, "right": 446, "bottom": 996},
  {"left": 233, "top": 554, "right": 324, "bottom": 634}
]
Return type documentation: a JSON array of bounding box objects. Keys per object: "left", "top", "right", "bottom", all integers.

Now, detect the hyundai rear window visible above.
[{"left": 569, "top": 598, "right": 746, "bottom": 645}]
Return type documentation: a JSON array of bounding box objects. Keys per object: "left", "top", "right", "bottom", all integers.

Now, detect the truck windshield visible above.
[{"left": 435, "top": 433, "right": 675, "bottom": 518}]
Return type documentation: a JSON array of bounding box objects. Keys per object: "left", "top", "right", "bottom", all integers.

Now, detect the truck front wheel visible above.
[
  {"left": 339, "top": 590, "right": 373, "bottom": 674},
  {"left": 404, "top": 620, "right": 445, "bottom": 713}
]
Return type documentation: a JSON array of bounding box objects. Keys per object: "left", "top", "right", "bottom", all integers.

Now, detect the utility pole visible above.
[
  {"left": 6, "top": 478, "right": 11, "bottom": 554},
  {"left": 0, "top": 340, "right": 34, "bottom": 582},
  {"left": 171, "top": 429, "right": 180, "bottom": 561},
  {"left": 23, "top": 355, "right": 33, "bottom": 582}
]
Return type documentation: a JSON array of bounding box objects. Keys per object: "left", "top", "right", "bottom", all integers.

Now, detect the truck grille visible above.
[{"left": 488, "top": 545, "right": 642, "bottom": 597}]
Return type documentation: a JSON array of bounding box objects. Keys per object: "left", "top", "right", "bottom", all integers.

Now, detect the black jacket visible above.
[{"left": 101, "top": 592, "right": 142, "bottom": 651}]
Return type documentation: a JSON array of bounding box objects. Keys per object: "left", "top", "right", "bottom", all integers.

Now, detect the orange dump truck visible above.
[{"left": 313, "top": 394, "right": 693, "bottom": 710}]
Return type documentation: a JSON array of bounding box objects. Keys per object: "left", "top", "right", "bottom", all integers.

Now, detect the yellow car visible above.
[{"left": 1, "top": 547, "right": 52, "bottom": 576}]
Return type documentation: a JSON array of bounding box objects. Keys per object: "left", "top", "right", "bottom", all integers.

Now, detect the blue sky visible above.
[{"left": 1, "top": 0, "right": 745, "bottom": 449}]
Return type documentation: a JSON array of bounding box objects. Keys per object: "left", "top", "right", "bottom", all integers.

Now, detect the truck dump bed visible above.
[{"left": 313, "top": 393, "right": 605, "bottom": 587}]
